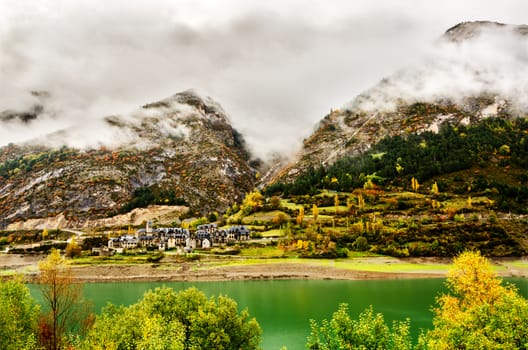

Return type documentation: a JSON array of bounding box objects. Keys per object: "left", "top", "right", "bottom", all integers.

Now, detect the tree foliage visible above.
[
  {"left": 82, "top": 286, "right": 262, "bottom": 350},
  {"left": 0, "top": 276, "right": 40, "bottom": 350},
  {"left": 418, "top": 251, "right": 528, "bottom": 349},
  {"left": 306, "top": 304, "right": 412, "bottom": 350},
  {"left": 38, "top": 249, "right": 93, "bottom": 350},
  {"left": 121, "top": 184, "right": 187, "bottom": 213},
  {"left": 241, "top": 190, "right": 264, "bottom": 215},
  {"left": 65, "top": 236, "right": 82, "bottom": 258}
]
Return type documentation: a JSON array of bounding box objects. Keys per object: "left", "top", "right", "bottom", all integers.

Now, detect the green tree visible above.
[
  {"left": 0, "top": 276, "right": 40, "bottom": 350},
  {"left": 306, "top": 304, "right": 412, "bottom": 350},
  {"left": 83, "top": 287, "right": 261, "bottom": 350},
  {"left": 417, "top": 251, "right": 528, "bottom": 349}
]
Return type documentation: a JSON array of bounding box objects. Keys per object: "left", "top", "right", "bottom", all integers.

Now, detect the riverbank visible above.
[{"left": 3, "top": 253, "right": 528, "bottom": 282}]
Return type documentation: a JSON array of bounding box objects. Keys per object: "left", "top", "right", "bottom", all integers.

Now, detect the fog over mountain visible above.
[{"left": 1, "top": 0, "right": 527, "bottom": 160}]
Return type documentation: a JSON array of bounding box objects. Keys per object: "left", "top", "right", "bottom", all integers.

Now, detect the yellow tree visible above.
[
  {"left": 38, "top": 249, "right": 92, "bottom": 350},
  {"left": 334, "top": 194, "right": 339, "bottom": 215},
  {"left": 418, "top": 251, "right": 528, "bottom": 349},
  {"left": 411, "top": 177, "right": 420, "bottom": 192},
  {"left": 357, "top": 194, "right": 365, "bottom": 212},
  {"left": 42, "top": 229, "right": 49, "bottom": 241},
  {"left": 296, "top": 207, "right": 305, "bottom": 226},
  {"left": 312, "top": 204, "right": 319, "bottom": 222},
  {"left": 241, "top": 191, "right": 264, "bottom": 215},
  {"left": 431, "top": 182, "right": 439, "bottom": 195},
  {"left": 65, "top": 236, "right": 81, "bottom": 258}
]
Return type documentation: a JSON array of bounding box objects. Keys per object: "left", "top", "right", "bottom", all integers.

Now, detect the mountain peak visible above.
[
  {"left": 0, "top": 91, "right": 255, "bottom": 228},
  {"left": 443, "top": 21, "right": 528, "bottom": 42},
  {"left": 266, "top": 21, "right": 528, "bottom": 184}
]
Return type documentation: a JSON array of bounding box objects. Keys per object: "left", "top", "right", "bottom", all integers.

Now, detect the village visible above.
[{"left": 106, "top": 221, "right": 251, "bottom": 254}]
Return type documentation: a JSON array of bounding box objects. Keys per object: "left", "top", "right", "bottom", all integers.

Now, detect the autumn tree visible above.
[
  {"left": 269, "top": 195, "right": 281, "bottom": 210},
  {"left": 241, "top": 191, "right": 264, "bottom": 215},
  {"left": 296, "top": 207, "right": 305, "bottom": 226},
  {"left": 82, "top": 287, "right": 261, "bottom": 350},
  {"left": 0, "top": 276, "right": 40, "bottom": 350},
  {"left": 411, "top": 177, "right": 420, "bottom": 192},
  {"left": 430, "top": 181, "right": 439, "bottom": 195},
  {"left": 417, "top": 251, "right": 528, "bottom": 349},
  {"left": 273, "top": 212, "right": 288, "bottom": 230},
  {"left": 38, "top": 249, "right": 93, "bottom": 350},
  {"left": 65, "top": 236, "right": 81, "bottom": 258},
  {"left": 42, "top": 228, "right": 49, "bottom": 241},
  {"left": 334, "top": 194, "right": 339, "bottom": 215},
  {"left": 312, "top": 204, "right": 319, "bottom": 222},
  {"left": 357, "top": 194, "right": 365, "bottom": 212}
]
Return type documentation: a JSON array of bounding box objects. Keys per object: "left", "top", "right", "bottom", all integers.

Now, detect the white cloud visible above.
[{"left": 0, "top": 0, "right": 527, "bottom": 160}]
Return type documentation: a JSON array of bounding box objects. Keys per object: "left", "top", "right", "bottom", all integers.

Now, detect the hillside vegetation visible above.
[{"left": 250, "top": 118, "right": 528, "bottom": 257}]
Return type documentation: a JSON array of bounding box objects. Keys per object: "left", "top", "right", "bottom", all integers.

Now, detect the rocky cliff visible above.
[{"left": 0, "top": 90, "right": 256, "bottom": 228}]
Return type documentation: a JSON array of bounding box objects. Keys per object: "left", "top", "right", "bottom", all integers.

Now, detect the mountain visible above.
[
  {"left": 266, "top": 21, "right": 528, "bottom": 185},
  {"left": 0, "top": 90, "right": 256, "bottom": 229}
]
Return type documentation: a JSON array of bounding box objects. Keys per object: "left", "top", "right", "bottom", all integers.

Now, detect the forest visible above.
[{"left": 266, "top": 118, "right": 528, "bottom": 213}]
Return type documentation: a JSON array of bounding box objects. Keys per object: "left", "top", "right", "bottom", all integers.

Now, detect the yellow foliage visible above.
[
  {"left": 297, "top": 240, "right": 303, "bottom": 249},
  {"left": 312, "top": 204, "right": 319, "bottom": 221},
  {"left": 357, "top": 194, "right": 365, "bottom": 211},
  {"left": 296, "top": 207, "right": 305, "bottom": 225},
  {"left": 431, "top": 181, "right": 439, "bottom": 194},
  {"left": 42, "top": 228, "right": 49, "bottom": 240},
  {"left": 411, "top": 177, "right": 420, "bottom": 192},
  {"left": 420, "top": 251, "right": 528, "bottom": 349},
  {"left": 241, "top": 191, "right": 264, "bottom": 215}
]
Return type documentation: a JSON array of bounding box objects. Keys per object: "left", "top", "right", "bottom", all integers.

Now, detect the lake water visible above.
[{"left": 29, "top": 278, "right": 528, "bottom": 350}]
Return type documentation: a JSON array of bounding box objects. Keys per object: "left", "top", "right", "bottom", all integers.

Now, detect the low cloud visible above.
[
  {"left": 0, "top": 1, "right": 527, "bottom": 160},
  {"left": 349, "top": 23, "right": 528, "bottom": 113}
]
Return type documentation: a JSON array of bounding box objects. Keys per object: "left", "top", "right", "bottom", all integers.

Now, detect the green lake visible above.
[{"left": 29, "top": 278, "right": 528, "bottom": 350}]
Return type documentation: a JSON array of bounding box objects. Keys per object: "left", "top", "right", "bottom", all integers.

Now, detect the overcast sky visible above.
[{"left": 0, "top": 0, "right": 527, "bottom": 159}]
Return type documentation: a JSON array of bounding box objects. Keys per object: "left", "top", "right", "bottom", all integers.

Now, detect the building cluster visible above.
[{"left": 107, "top": 223, "right": 250, "bottom": 253}]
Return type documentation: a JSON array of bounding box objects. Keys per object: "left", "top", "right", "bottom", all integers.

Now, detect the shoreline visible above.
[{"left": 3, "top": 253, "right": 528, "bottom": 283}]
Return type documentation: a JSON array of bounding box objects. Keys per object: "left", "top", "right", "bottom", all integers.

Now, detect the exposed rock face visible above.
[
  {"left": 0, "top": 90, "right": 256, "bottom": 228},
  {"left": 267, "top": 21, "right": 528, "bottom": 184}
]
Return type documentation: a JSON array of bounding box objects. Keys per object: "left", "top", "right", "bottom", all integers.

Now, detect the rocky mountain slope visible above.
[
  {"left": 0, "top": 90, "right": 256, "bottom": 228},
  {"left": 267, "top": 21, "right": 528, "bottom": 184}
]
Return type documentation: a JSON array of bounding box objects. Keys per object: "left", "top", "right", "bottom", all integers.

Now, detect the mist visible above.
[
  {"left": 1, "top": 0, "right": 527, "bottom": 160},
  {"left": 348, "top": 23, "right": 528, "bottom": 113}
]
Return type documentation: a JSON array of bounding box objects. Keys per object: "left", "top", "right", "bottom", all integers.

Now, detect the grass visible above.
[
  {"left": 69, "top": 253, "right": 158, "bottom": 265},
  {"left": 193, "top": 256, "right": 455, "bottom": 274},
  {"left": 280, "top": 200, "right": 303, "bottom": 210},
  {"left": 504, "top": 261, "right": 528, "bottom": 268},
  {"left": 333, "top": 260, "right": 452, "bottom": 273},
  {"left": 259, "top": 229, "right": 284, "bottom": 238},
  {"left": 242, "top": 210, "right": 291, "bottom": 223},
  {"left": 319, "top": 206, "right": 349, "bottom": 214},
  {"left": 239, "top": 246, "right": 285, "bottom": 258}
]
